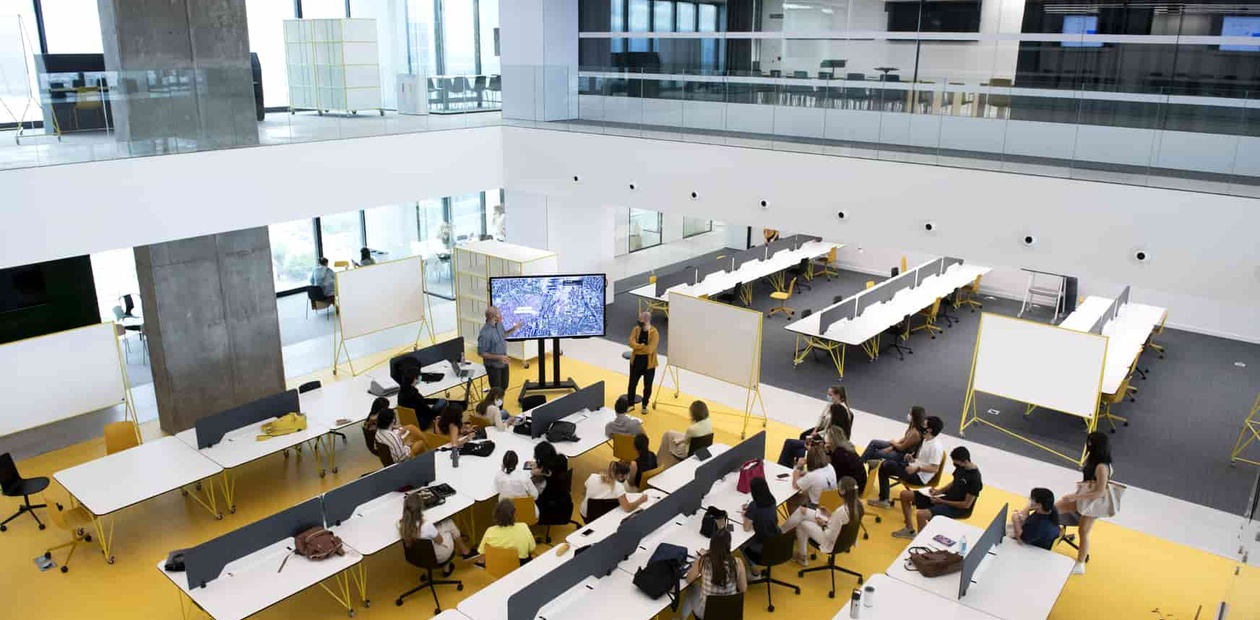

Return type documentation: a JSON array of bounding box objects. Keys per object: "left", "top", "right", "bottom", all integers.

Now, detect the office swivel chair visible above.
[
  {"left": 1056, "top": 512, "right": 1089, "bottom": 560},
  {"left": 705, "top": 592, "right": 746, "bottom": 619},
  {"left": 612, "top": 434, "right": 639, "bottom": 462},
  {"left": 298, "top": 381, "right": 347, "bottom": 447},
  {"left": 787, "top": 259, "right": 813, "bottom": 292},
  {"left": 0, "top": 452, "right": 49, "bottom": 532},
  {"left": 396, "top": 538, "right": 463, "bottom": 613},
  {"left": 912, "top": 299, "right": 944, "bottom": 339},
  {"left": 43, "top": 493, "right": 93, "bottom": 573},
  {"left": 956, "top": 275, "right": 983, "bottom": 311},
  {"left": 745, "top": 529, "right": 801, "bottom": 611},
  {"left": 584, "top": 498, "right": 621, "bottom": 524},
  {"left": 799, "top": 514, "right": 864, "bottom": 598},
  {"left": 881, "top": 317, "right": 913, "bottom": 360},
  {"left": 688, "top": 433, "right": 716, "bottom": 457},
  {"left": 769, "top": 278, "right": 798, "bottom": 319},
  {"left": 103, "top": 421, "right": 140, "bottom": 455},
  {"left": 306, "top": 286, "right": 334, "bottom": 318},
  {"left": 483, "top": 544, "right": 519, "bottom": 578},
  {"left": 538, "top": 469, "right": 580, "bottom": 543}
]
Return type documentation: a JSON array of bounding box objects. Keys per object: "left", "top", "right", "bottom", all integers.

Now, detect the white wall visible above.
[
  {"left": 500, "top": 0, "right": 578, "bottom": 120},
  {"left": 504, "top": 190, "right": 617, "bottom": 303},
  {"left": 0, "top": 127, "right": 504, "bottom": 269},
  {"left": 502, "top": 126, "right": 1260, "bottom": 342}
]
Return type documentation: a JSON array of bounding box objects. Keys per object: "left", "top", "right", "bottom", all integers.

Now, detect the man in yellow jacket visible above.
[{"left": 627, "top": 311, "right": 659, "bottom": 413}]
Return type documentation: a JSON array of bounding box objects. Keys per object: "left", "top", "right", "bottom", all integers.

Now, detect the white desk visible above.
[
  {"left": 786, "top": 263, "right": 990, "bottom": 378},
  {"left": 456, "top": 545, "right": 575, "bottom": 620},
  {"left": 697, "top": 460, "right": 796, "bottom": 520},
  {"left": 332, "top": 489, "right": 477, "bottom": 557},
  {"left": 158, "top": 538, "right": 364, "bottom": 620},
  {"left": 54, "top": 436, "right": 224, "bottom": 562},
  {"left": 436, "top": 429, "right": 539, "bottom": 502},
  {"left": 567, "top": 488, "right": 667, "bottom": 546},
  {"left": 536, "top": 568, "right": 666, "bottom": 620},
  {"left": 1057, "top": 296, "right": 1112, "bottom": 332},
  {"left": 886, "top": 518, "right": 1073, "bottom": 620},
  {"left": 833, "top": 574, "right": 1000, "bottom": 619},
  {"left": 552, "top": 407, "right": 618, "bottom": 458},
  {"left": 646, "top": 443, "right": 731, "bottom": 494},
  {"left": 629, "top": 241, "right": 842, "bottom": 309},
  {"left": 435, "top": 611, "right": 472, "bottom": 620},
  {"left": 1061, "top": 297, "right": 1167, "bottom": 394}
]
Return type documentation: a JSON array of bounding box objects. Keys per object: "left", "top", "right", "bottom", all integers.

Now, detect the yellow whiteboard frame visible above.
[{"left": 331, "top": 256, "right": 436, "bottom": 376}]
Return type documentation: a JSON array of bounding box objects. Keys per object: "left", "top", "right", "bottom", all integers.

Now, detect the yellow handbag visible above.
[{"left": 257, "top": 412, "right": 308, "bottom": 440}]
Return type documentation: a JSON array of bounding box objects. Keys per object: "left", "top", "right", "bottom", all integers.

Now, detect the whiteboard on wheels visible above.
[
  {"left": 666, "top": 292, "right": 761, "bottom": 389},
  {"left": 971, "top": 313, "right": 1107, "bottom": 419},
  {"left": 0, "top": 323, "right": 128, "bottom": 437},
  {"left": 336, "top": 256, "right": 427, "bottom": 340}
]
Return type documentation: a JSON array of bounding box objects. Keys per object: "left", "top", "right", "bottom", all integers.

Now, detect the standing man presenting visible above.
[
  {"left": 478, "top": 306, "right": 520, "bottom": 393},
  {"left": 627, "top": 311, "right": 659, "bottom": 413}
]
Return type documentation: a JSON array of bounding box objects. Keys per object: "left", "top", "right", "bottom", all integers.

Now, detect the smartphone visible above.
[
  {"left": 932, "top": 534, "right": 956, "bottom": 547},
  {"left": 581, "top": 529, "right": 594, "bottom": 536},
  {"left": 524, "top": 462, "right": 534, "bottom": 471},
  {"left": 776, "top": 473, "right": 790, "bottom": 480}
]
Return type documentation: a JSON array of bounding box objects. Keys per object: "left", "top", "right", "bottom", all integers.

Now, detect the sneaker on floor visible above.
[
  {"left": 892, "top": 527, "right": 917, "bottom": 540},
  {"left": 793, "top": 554, "right": 810, "bottom": 568},
  {"left": 867, "top": 498, "right": 893, "bottom": 509},
  {"left": 1071, "top": 562, "right": 1086, "bottom": 575},
  {"left": 641, "top": 403, "right": 649, "bottom": 413}
]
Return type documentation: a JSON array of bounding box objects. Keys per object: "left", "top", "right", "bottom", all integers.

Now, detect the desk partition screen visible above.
[
  {"left": 389, "top": 337, "right": 464, "bottom": 384},
  {"left": 529, "top": 381, "right": 605, "bottom": 438},
  {"left": 656, "top": 267, "right": 697, "bottom": 296},
  {"left": 916, "top": 258, "right": 945, "bottom": 285},
  {"left": 183, "top": 497, "right": 324, "bottom": 589},
  {"left": 1115, "top": 285, "right": 1131, "bottom": 316},
  {"left": 697, "top": 256, "right": 733, "bottom": 283},
  {"left": 733, "top": 246, "right": 767, "bottom": 270},
  {"left": 696, "top": 432, "right": 766, "bottom": 486},
  {"left": 943, "top": 257, "right": 965, "bottom": 271},
  {"left": 766, "top": 238, "right": 794, "bottom": 259},
  {"left": 857, "top": 282, "right": 894, "bottom": 316},
  {"left": 959, "top": 503, "right": 1008, "bottom": 598},
  {"left": 323, "top": 451, "right": 436, "bottom": 526},
  {"left": 819, "top": 298, "right": 857, "bottom": 332},
  {"left": 194, "top": 390, "right": 300, "bottom": 449}
]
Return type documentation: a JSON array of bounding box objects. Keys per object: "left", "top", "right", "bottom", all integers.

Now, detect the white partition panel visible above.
[
  {"left": 0, "top": 324, "right": 128, "bottom": 436},
  {"left": 666, "top": 293, "right": 761, "bottom": 389},
  {"left": 971, "top": 313, "right": 1107, "bottom": 419},
  {"left": 336, "top": 256, "right": 426, "bottom": 340}
]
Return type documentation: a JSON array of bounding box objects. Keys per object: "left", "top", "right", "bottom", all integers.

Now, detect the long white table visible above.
[
  {"left": 629, "top": 241, "right": 842, "bottom": 309},
  {"left": 787, "top": 262, "right": 990, "bottom": 378},
  {"left": 1060, "top": 296, "right": 1167, "bottom": 395},
  {"left": 886, "top": 517, "right": 1073, "bottom": 620},
  {"left": 456, "top": 544, "right": 576, "bottom": 620},
  {"left": 54, "top": 436, "right": 224, "bottom": 562},
  {"left": 833, "top": 574, "right": 1000, "bottom": 619},
  {"left": 566, "top": 488, "right": 667, "bottom": 546},
  {"left": 646, "top": 443, "right": 731, "bottom": 494}
]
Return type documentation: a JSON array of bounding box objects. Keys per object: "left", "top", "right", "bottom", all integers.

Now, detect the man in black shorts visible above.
[{"left": 892, "top": 446, "right": 982, "bottom": 539}]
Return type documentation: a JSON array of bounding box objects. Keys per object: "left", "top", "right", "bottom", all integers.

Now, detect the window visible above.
[
  {"left": 676, "top": 2, "right": 696, "bottom": 32},
  {"left": 698, "top": 3, "right": 717, "bottom": 69},
  {"left": 246, "top": 0, "right": 296, "bottom": 108},
  {"left": 42, "top": 0, "right": 103, "bottom": 53},
  {"left": 441, "top": 0, "right": 478, "bottom": 75},
  {"left": 629, "top": 208, "right": 662, "bottom": 251},
  {"left": 319, "top": 211, "right": 365, "bottom": 268},
  {"left": 364, "top": 202, "right": 422, "bottom": 263},
  {"left": 479, "top": 0, "right": 499, "bottom": 74},
  {"left": 0, "top": 5, "right": 41, "bottom": 124},
  {"left": 611, "top": 0, "right": 626, "bottom": 53},
  {"left": 406, "top": 0, "right": 438, "bottom": 76},
  {"left": 652, "top": 1, "right": 673, "bottom": 31},
  {"left": 269, "top": 218, "right": 318, "bottom": 292},
  {"left": 682, "top": 217, "right": 712, "bottom": 238},
  {"left": 418, "top": 199, "right": 452, "bottom": 298},
  {"left": 448, "top": 192, "right": 484, "bottom": 244},
  {"left": 628, "top": 0, "right": 649, "bottom": 52},
  {"left": 301, "top": 0, "right": 348, "bottom": 19},
  {"left": 90, "top": 248, "right": 140, "bottom": 323}
]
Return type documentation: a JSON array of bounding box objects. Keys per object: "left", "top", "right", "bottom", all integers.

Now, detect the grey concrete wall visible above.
[
  {"left": 98, "top": 0, "right": 259, "bottom": 153},
  {"left": 135, "top": 227, "right": 284, "bottom": 434}
]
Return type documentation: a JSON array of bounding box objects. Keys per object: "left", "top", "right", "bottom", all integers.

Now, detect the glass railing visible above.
[{"left": 0, "top": 67, "right": 502, "bottom": 172}]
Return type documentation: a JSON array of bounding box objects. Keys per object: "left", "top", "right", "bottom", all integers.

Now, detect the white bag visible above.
[{"left": 1077, "top": 465, "right": 1125, "bottom": 518}]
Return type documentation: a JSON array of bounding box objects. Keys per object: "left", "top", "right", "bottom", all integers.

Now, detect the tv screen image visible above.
[
  {"left": 1222, "top": 16, "right": 1260, "bottom": 52},
  {"left": 1062, "top": 15, "right": 1102, "bottom": 48},
  {"left": 490, "top": 274, "right": 607, "bottom": 341}
]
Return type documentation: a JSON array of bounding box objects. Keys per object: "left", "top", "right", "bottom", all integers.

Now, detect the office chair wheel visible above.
[
  {"left": 85, "top": 534, "right": 92, "bottom": 542},
  {"left": 875, "top": 516, "right": 882, "bottom": 523},
  {"left": 457, "top": 583, "right": 464, "bottom": 591},
  {"left": 216, "top": 513, "right": 224, "bottom": 520},
  {"left": 348, "top": 610, "right": 355, "bottom": 618},
  {"left": 863, "top": 532, "right": 869, "bottom": 540},
  {"left": 395, "top": 599, "right": 403, "bottom": 607},
  {"left": 320, "top": 470, "right": 327, "bottom": 478},
  {"left": 435, "top": 609, "right": 441, "bottom": 615},
  {"left": 61, "top": 566, "right": 68, "bottom": 573},
  {"left": 107, "top": 556, "right": 115, "bottom": 564},
  {"left": 182, "top": 489, "right": 189, "bottom": 496},
  {"left": 2, "top": 524, "right": 8, "bottom": 532},
  {"left": 230, "top": 506, "right": 237, "bottom": 514},
  {"left": 332, "top": 466, "right": 339, "bottom": 474},
  {"left": 828, "top": 591, "right": 835, "bottom": 599},
  {"left": 39, "top": 523, "right": 45, "bottom": 530},
  {"left": 769, "top": 605, "right": 775, "bottom": 612},
  {"left": 44, "top": 551, "right": 51, "bottom": 559},
  {"left": 284, "top": 450, "right": 290, "bottom": 458},
  {"left": 363, "top": 600, "right": 370, "bottom": 607}
]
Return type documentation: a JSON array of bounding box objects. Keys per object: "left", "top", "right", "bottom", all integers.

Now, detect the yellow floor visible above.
[{"left": 1, "top": 345, "right": 1254, "bottom": 620}]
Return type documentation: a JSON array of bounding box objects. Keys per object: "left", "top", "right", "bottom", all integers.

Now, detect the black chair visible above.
[
  {"left": 299, "top": 381, "right": 347, "bottom": 447},
  {"left": 688, "top": 433, "right": 716, "bottom": 457},
  {"left": 1, "top": 453, "right": 49, "bottom": 532},
  {"left": 881, "top": 318, "right": 913, "bottom": 360},
  {"left": 787, "top": 258, "right": 813, "bottom": 292},
  {"left": 745, "top": 529, "right": 800, "bottom": 611},
  {"left": 538, "top": 469, "right": 581, "bottom": 543},
  {"left": 799, "top": 514, "right": 864, "bottom": 598},
  {"left": 702, "top": 592, "right": 745, "bottom": 619},
  {"left": 832, "top": 295, "right": 845, "bottom": 305},
  {"left": 306, "top": 286, "right": 334, "bottom": 318},
  {"left": 584, "top": 498, "right": 620, "bottom": 524},
  {"left": 395, "top": 538, "right": 463, "bottom": 613},
  {"left": 121, "top": 294, "right": 140, "bottom": 318},
  {"left": 365, "top": 429, "right": 395, "bottom": 469},
  {"left": 1055, "top": 512, "right": 1089, "bottom": 561}
]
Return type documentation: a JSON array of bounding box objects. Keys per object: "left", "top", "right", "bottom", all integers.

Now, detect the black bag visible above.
[
  {"left": 633, "top": 543, "right": 689, "bottom": 600},
  {"left": 471, "top": 426, "right": 488, "bottom": 441},
  {"left": 546, "top": 420, "right": 579, "bottom": 443},
  {"left": 420, "top": 371, "right": 444, "bottom": 383},
  {"left": 429, "top": 483, "right": 456, "bottom": 498},
  {"left": 164, "top": 549, "right": 187, "bottom": 572},
  {"left": 700, "top": 506, "right": 728, "bottom": 539},
  {"left": 459, "top": 440, "right": 495, "bottom": 457},
  {"left": 513, "top": 419, "right": 533, "bottom": 435}
]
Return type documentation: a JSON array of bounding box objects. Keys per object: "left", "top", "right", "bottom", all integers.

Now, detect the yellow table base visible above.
[
  {"left": 1230, "top": 393, "right": 1260, "bottom": 467},
  {"left": 793, "top": 334, "right": 847, "bottom": 379}
]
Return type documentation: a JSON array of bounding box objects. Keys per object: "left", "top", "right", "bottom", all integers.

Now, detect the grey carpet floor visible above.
[{"left": 602, "top": 251, "right": 1260, "bottom": 514}]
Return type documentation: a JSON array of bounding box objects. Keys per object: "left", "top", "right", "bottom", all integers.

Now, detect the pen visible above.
[{"left": 278, "top": 548, "right": 293, "bottom": 573}]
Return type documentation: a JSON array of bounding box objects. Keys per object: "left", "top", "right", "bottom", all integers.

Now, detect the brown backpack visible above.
[{"left": 294, "top": 526, "right": 345, "bottom": 561}]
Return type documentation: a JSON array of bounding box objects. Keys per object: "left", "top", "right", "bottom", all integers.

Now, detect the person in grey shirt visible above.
[
  {"left": 357, "top": 247, "right": 375, "bottom": 267},
  {"left": 478, "top": 306, "right": 519, "bottom": 392},
  {"left": 309, "top": 258, "right": 335, "bottom": 301},
  {"left": 604, "top": 395, "right": 644, "bottom": 438}
]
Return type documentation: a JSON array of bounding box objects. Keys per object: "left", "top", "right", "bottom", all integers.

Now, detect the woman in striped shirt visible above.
[{"left": 374, "top": 407, "right": 425, "bottom": 463}]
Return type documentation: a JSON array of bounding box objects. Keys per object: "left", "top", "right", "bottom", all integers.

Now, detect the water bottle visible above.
[
  {"left": 451, "top": 446, "right": 460, "bottom": 468},
  {"left": 863, "top": 585, "right": 875, "bottom": 608},
  {"left": 959, "top": 535, "right": 968, "bottom": 555},
  {"left": 849, "top": 589, "right": 862, "bottom": 618}
]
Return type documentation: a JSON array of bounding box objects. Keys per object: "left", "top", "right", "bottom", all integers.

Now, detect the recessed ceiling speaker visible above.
[
  {"left": 572, "top": 175, "right": 579, "bottom": 183},
  {"left": 759, "top": 200, "right": 768, "bottom": 209},
  {"left": 837, "top": 211, "right": 847, "bottom": 220},
  {"left": 924, "top": 221, "right": 936, "bottom": 233},
  {"left": 690, "top": 191, "right": 698, "bottom": 200},
  {"left": 629, "top": 183, "right": 636, "bottom": 190},
  {"left": 1134, "top": 249, "right": 1148, "bottom": 263},
  {"left": 1022, "top": 234, "right": 1037, "bottom": 247}
]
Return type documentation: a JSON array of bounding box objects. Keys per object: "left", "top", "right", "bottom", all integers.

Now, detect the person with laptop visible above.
[
  {"left": 869, "top": 415, "right": 944, "bottom": 510},
  {"left": 605, "top": 395, "right": 644, "bottom": 438},
  {"left": 891, "top": 446, "right": 982, "bottom": 539},
  {"left": 397, "top": 366, "right": 447, "bottom": 431}
]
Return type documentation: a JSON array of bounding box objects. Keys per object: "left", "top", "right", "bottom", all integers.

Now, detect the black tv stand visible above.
[{"left": 518, "top": 338, "right": 578, "bottom": 402}]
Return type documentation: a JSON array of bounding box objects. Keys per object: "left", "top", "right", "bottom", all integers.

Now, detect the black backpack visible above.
[
  {"left": 546, "top": 420, "right": 579, "bottom": 443},
  {"left": 458, "top": 440, "right": 495, "bottom": 458},
  {"left": 633, "top": 543, "right": 689, "bottom": 601}
]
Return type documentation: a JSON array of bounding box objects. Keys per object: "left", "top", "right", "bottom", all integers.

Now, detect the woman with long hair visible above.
[
  {"left": 793, "top": 476, "right": 863, "bottom": 567},
  {"left": 680, "top": 529, "right": 747, "bottom": 620},
  {"left": 580, "top": 460, "right": 648, "bottom": 519},
  {"left": 474, "top": 388, "right": 515, "bottom": 430},
  {"left": 740, "top": 476, "right": 782, "bottom": 578},
  {"left": 860, "top": 405, "right": 926, "bottom": 465},
  {"left": 656, "top": 400, "right": 713, "bottom": 468},
  {"left": 364, "top": 397, "right": 391, "bottom": 434},
  {"left": 824, "top": 426, "right": 867, "bottom": 495},
  {"left": 1056, "top": 431, "right": 1114, "bottom": 575},
  {"left": 627, "top": 433, "right": 658, "bottom": 491},
  {"left": 776, "top": 386, "right": 849, "bottom": 467},
  {"left": 398, "top": 493, "right": 476, "bottom": 564}
]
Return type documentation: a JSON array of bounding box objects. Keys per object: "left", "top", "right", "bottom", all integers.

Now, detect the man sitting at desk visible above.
[
  {"left": 309, "top": 258, "right": 335, "bottom": 302},
  {"left": 605, "top": 395, "right": 644, "bottom": 438},
  {"left": 892, "top": 446, "right": 982, "bottom": 539},
  {"left": 397, "top": 366, "right": 447, "bottom": 430}
]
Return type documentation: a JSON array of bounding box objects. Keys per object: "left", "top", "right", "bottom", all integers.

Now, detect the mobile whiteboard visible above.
[
  {"left": 335, "top": 256, "right": 427, "bottom": 340},
  {"left": 970, "top": 313, "right": 1106, "bottom": 419},
  {"left": 666, "top": 292, "right": 761, "bottom": 389}
]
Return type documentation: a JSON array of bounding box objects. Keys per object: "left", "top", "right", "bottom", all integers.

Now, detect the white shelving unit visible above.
[
  {"left": 283, "top": 18, "right": 383, "bottom": 115},
  {"left": 454, "top": 240, "right": 558, "bottom": 365}
]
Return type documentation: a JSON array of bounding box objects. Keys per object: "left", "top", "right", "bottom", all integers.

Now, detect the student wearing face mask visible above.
[
  {"left": 627, "top": 311, "right": 659, "bottom": 413},
  {"left": 776, "top": 386, "right": 850, "bottom": 467},
  {"left": 474, "top": 388, "right": 516, "bottom": 430}
]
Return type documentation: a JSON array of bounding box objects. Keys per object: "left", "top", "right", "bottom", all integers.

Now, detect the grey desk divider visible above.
[
  {"left": 943, "top": 256, "right": 965, "bottom": 271},
  {"left": 323, "top": 451, "right": 436, "bottom": 526},
  {"left": 183, "top": 497, "right": 324, "bottom": 589},
  {"left": 529, "top": 381, "right": 605, "bottom": 439},
  {"left": 696, "top": 431, "right": 766, "bottom": 489},
  {"left": 733, "top": 246, "right": 767, "bottom": 270},
  {"left": 194, "top": 389, "right": 301, "bottom": 449},
  {"left": 918, "top": 258, "right": 945, "bottom": 284},
  {"left": 857, "top": 281, "right": 894, "bottom": 316},
  {"left": 819, "top": 298, "right": 858, "bottom": 333},
  {"left": 1116, "top": 285, "right": 1131, "bottom": 316},
  {"left": 888, "top": 273, "right": 913, "bottom": 294},
  {"left": 1090, "top": 297, "right": 1120, "bottom": 335},
  {"left": 655, "top": 267, "right": 697, "bottom": 297},
  {"left": 797, "top": 234, "right": 823, "bottom": 246},
  {"left": 389, "top": 337, "right": 465, "bottom": 384},
  {"left": 959, "top": 502, "right": 1008, "bottom": 599},
  {"left": 697, "top": 256, "right": 733, "bottom": 283},
  {"left": 766, "top": 238, "right": 793, "bottom": 259}
]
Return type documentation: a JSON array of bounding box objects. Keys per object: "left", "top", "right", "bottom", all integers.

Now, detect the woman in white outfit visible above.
[
  {"left": 494, "top": 450, "right": 539, "bottom": 519},
  {"left": 398, "top": 493, "right": 476, "bottom": 564},
  {"left": 794, "top": 476, "right": 862, "bottom": 567}
]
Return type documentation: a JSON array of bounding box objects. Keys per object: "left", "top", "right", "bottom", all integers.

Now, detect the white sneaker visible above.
[{"left": 1071, "top": 562, "right": 1086, "bottom": 575}]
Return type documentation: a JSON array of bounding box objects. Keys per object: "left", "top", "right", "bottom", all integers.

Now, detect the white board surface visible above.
[
  {"left": 971, "top": 313, "right": 1107, "bottom": 419},
  {"left": 0, "top": 323, "right": 127, "bottom": 437},
  {"left": 336, "top": 256, "right": 427, "bottom": 340},
  {"left": 667, "top": 292, "right": 761, "bottom": 388}
]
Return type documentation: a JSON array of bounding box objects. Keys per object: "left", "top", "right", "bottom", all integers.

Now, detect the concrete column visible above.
[
  {"left": 134, "top": 227, "right": 284, "bottom": 434},
  {"left": 98, "top": 0, "right": 258, "bottom": 154},
  {"left": 500, "top": 0, "right": 578, "bottom": 121}
]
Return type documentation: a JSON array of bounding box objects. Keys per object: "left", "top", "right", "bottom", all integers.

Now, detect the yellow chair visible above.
[
  {"left": 900, "top": 256, "right": 907, "bottom": 274},
  {"left": 42, "top": 493, "right": 94, "bottom": 573},
  {"left": 612, "top": 434, "right": 638, "bottom": 462},
  {"left": 104, "top": 421, "right": 140, "bottom": 455},
  {"left": 912, "top": 298, "right": 944, "bottom": 339},
  {"left": 956, "top": 276, "right": 983, "bottom": 311},
  {"left": 769, "top": 278, "right": 797, "bottom": 319},
  {"left": 1100, "top": 377, "right": 1133, "bottom": 432},
  {"left": 512, "top": 496, "right": 539, "bottom": 527},
  {"left": 638, "top": 466, "right": 663, "bottom": 490},
  {"left": 71, "top": 86, "right": 104, "bottom": 131},
  {"left": 811, "top": 248, "right": 839, "bottom": 281},
  {"left": 396, "top": 406, "right": 420, "bottom": 430},
  {"left": 483, "top": 544, "right": 519, "bottom": 578},
  {"left": 865, "top": 281, "right": 875, "bottom": 289},
  {"left": 333, "top": 260, "right": 351, "bottom": 270},
  {"left": 1148, "top": 315, "right": 1167, "bottom": 358}
]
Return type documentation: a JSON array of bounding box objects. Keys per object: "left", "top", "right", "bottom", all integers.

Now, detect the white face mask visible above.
[
  {"left": 495, "top": 399, "right": 504, "bottom": 408},
  {"left": 906, "top": 413, "right": 913, "bottom": 422}
]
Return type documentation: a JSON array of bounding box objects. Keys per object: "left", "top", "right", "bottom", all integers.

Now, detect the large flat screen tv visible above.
[
  {"left": 1062, "top": 15, "right": 1103, "bottom": 47},
  {"left": 489, "top": 274, "right": 607, "bottom": 341},
  {"left": 887, "top": 1, "right": 981, "bottom": 33},
  {"left": 1221, "top": 16, "right": 1260, "bottom": 52}
]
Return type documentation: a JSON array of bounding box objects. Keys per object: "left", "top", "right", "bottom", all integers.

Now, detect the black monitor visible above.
[{"left": 959, "top": 503, "right": 1008, "bottom": 598}]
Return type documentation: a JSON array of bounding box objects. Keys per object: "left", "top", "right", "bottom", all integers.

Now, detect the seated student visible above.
[
  {"left": 473, "top": 388, "right": 516, "bottom": 430},
  {"left": 477, "top": 499, "right": 537, "bottom": 566},
  {"left": 861, "top": 405, "right": 926, "bottom": 466},
  {"left": 363, "top": 397, "right": 391, "bottom": 444},
  {"left": 530, "top": 441, "right": 572, "bottom": 522},
  {"left": 627, "top": 434, "right": 658, "bottom": 492},
  {"left": 679, "top": 529, "right": 748, "bottom": 620},
  {"left": 399, "top": 492, "right": 477, "bottom": 563},
  {"left": 776, "top": 387, "right": 848, "bottom": 467},
  {"left": 892, "top": 446, "right": 982, "bottom": 539},
  {"left": 397, "top": 366, "right": 447, "bottom": 430},
  {"left": 373, "top": 408, "right": 425, "bottom": 463},
  {"left": 656, "top": 400, "right": 713, "bottom": 468},
  {"left": 436, "top": 405, "right": 476, "bottom": 448},
  {"left": 605, "top": 395, "right": 644, "bottom": 438},
  {"left": 794, "top": 476, "right": 863, "bottom": 567},
  {"left": 824, "top": 426, "right": 867, "bottom": 494},
  {"left": 740, "top": 477, "right": 782, "bottom": 578},
  {"left": 494, "top": 450, "right": 539, "bottom": 519},
  {"left": 782, "top": 444, "right": 838, "bottom": 534},
  {"left": 869, "top": 415, "right": 944, "bottom": 509},
  {"left": 1012, "top": 487, "right": 1060, "bottom": 550},
  {"left": 580, "top": 461, "right": 649, "bottom": 520}
]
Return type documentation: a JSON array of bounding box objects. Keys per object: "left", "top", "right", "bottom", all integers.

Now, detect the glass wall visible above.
[
  {"left": 90, "top": 248, "right": 140, "bottom": 323},
  {"left": 319, "top": 211, "right": 366, "bottom": 267},
  {"left": 0, "top": 4, "right": 41, "bottom": 125},
  {"left": 301, "top": 0, "right": 348, "bottom": 19},
  {"left": 41, "top": 0, "right": 103, "bottom": 54},
  {"left": 270, "top": 218, "right": 319, "bottom": 293},
  {"left": 628, "top": 208, "right": 662, "bottom": 252},
  {"left": 682, "top": 216, "right": 712, "bottom": 238},
  {"left": 245, "top": 0, "right": 297, "bottom": 109}
]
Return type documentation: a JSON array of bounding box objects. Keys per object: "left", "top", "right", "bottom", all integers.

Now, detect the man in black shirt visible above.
[
  {"left": 892, "top": 446, "right": 982, "bottom": 539},
  {"left": 397, "top": 366, "right": 446, "bottom": 430}
]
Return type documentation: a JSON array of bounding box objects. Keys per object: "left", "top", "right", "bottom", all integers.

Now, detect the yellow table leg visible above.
[
  {"left": 831, "top": 343, "right": 846, "bottom": 378},
  {"left": 793, "top": 334, "right": 811, "bottom": 366},
  {"left": 317, "top": 569, "right": 356, "bottom": 615},
  {"left": 91, "top": 514, "right": 116, "bottom": 564},
  {"left": 181, "top": 478, "right": 222, "bottom": 520},
  {"left": 220, "top": 471, "right": 237, "bottom": 514},
  {"left": 349, "top": 562, "right": 370, "bottom": 606}
]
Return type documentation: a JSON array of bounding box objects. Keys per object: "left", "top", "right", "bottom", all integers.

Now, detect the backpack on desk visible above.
[
  {"left": 546, "top": 420, "right": 579, "bottom": 443},
  {"left": 256, "top": 412, "right": 307, "bottom": 440},
  {"left": 633, "top": 542, "right": 689, "bottom": 601},
  {"left": 294, "top": 526, "right": 345, "bottom": 561}
]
